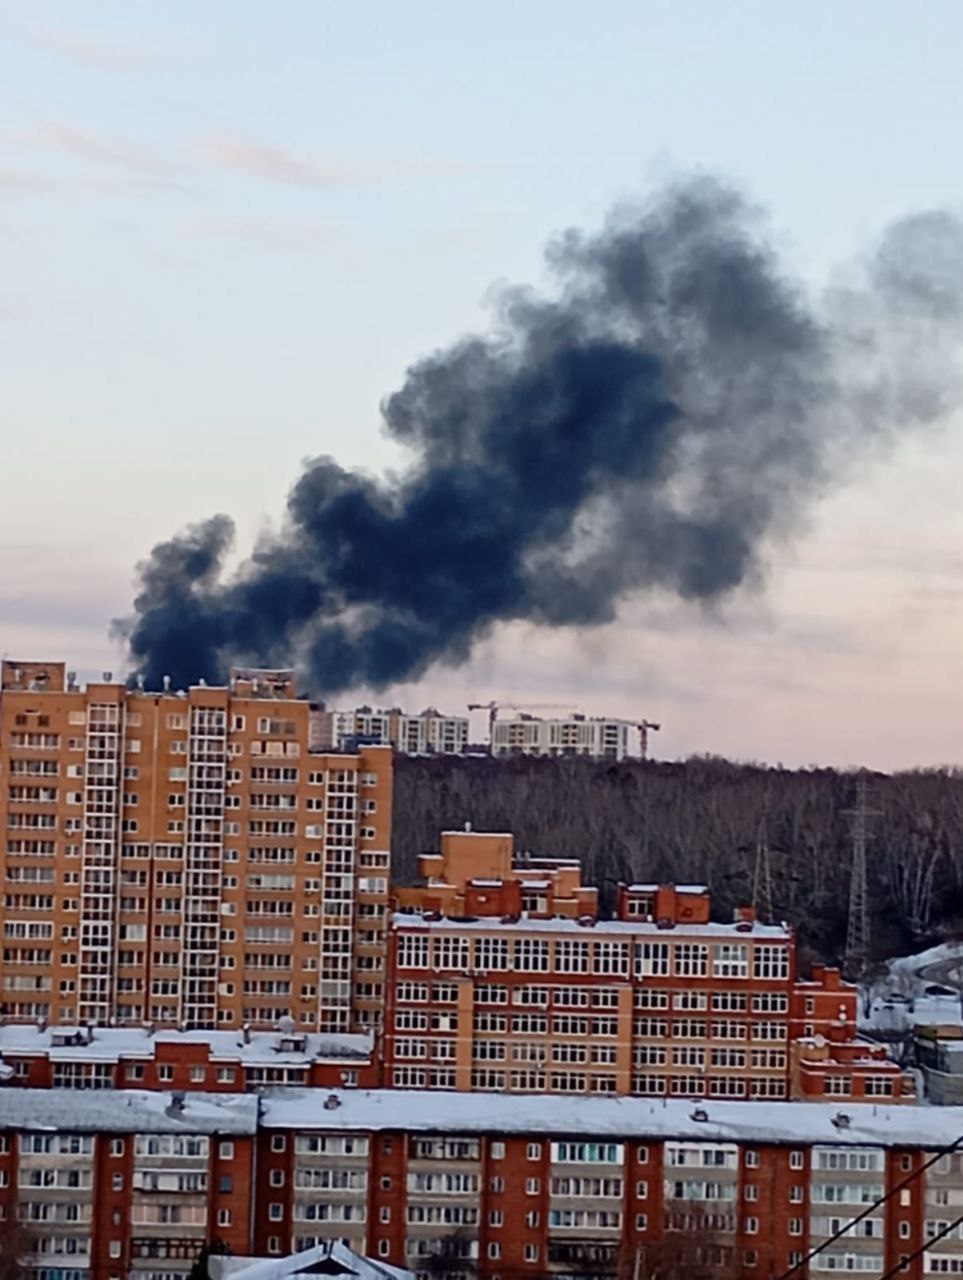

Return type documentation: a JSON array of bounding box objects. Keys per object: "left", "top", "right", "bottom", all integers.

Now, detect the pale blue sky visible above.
[{"left": 3, "top": 0, "right": 963, "bottom": 767}]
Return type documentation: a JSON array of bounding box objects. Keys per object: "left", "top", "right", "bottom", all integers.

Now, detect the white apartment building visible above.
[
  {"left": 319, "top": 708, "right": 468, "bottom": 756},
  {"left": 490, "top": 714, "right": 638, "bottom": 761}
]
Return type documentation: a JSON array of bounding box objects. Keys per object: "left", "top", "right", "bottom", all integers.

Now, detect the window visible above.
[
  {"left": 527, "top": 1142, "right": 542, "bottom": 1160},
  {"left": 753, "top": 945, "right": 790, "bottom": 979},
  {"left": 745, "top": 1151, "right": 760, "bottom": 1168},
  {"left": 674, "top": 943, "right": 708, "bottom": 977},
  {"left": 488, "top": 1244, "right": 501, "bottom": 1261},
  {"left": 713, "top": 943, "right": 748, "bottom": 978},
  {"left": 268, "top": 1203, "right": 283, "bottom": 1221},
  {"left": 219, "top": 1141, "right": 234, "bottom": 1160},
  {"left": 524, "top": 1245, "right": 539, "bottom": 1262},
  {"left": 110, "top": 1139, "right": 124, "bottom": 1156},
  {"left": 789, "top": 1150, "right": 804, "bottom": 1169},
  {"left": 636, "top": 941, "right": 670, "bottom": 976},
  {"left": 525, "top": 1177, "right": 540, "bottom": 1194},
  {"left": 270, "top": 1169, "right": 285, "bottom": 1187},
  {"left": 217, "top": 1209, "right": 232, "bottom": 1227},
  {"left": 271, "top": 1134, "right": 286, "bottom": 1152},
  {"left": 490, "top": 1141, "right": 506, "bottom": 1159}
]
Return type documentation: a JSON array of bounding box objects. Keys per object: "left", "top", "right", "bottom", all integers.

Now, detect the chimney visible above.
[
  {"left": 324, "top": 1093, "right": 341, "bottom": 1111},
  {"left": 242, "top": 1023, "right": 252, "bottom": 1045},
  {"left": 166, "top": 1091, "right": 186, "bottom": 1117},
  {"left": 163, "top": 675, "right": 171, "bottom": 692}
]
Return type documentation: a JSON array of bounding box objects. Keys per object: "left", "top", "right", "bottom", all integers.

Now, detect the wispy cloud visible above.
[
  {"left": 199, "top": 134, "right": 365, "bottom": 188},
  {"left": 0, "top": 168, "right": 56, "bottom": 194},
  {"left": 31, "top": 121, "right": 173, "bottom": 176},
  {"left": 188, "top": 217, "right": 339, "bottom": 251}
]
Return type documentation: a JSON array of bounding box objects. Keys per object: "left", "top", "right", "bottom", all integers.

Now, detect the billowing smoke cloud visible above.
[{"left": 116, "top": 177, "right": 963, "bottom": 693}]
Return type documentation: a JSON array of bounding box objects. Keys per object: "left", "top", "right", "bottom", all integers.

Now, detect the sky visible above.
[{"left": 3, "top": 0, "right": 963, "bottom": 770}]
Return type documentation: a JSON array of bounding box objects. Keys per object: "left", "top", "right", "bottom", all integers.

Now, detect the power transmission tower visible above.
[
  {"left": 843, "top": 773, "right": 878, "bottom": 980},
  {"left": 752, "top": 806, "right": 774, "bottom": 924}
]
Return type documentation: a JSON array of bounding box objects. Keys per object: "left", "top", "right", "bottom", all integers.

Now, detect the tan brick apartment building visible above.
[
  {"left": 0, "top": 1086, "right": 959, "bottom": 1280},
  {"left": 0, "top": 660, "right": 392, "bottom": 1033}
]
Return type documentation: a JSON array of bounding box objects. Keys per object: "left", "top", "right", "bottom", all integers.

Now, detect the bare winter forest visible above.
[{"left": 392, "top": 755, "right": 963, "bottom": 968}]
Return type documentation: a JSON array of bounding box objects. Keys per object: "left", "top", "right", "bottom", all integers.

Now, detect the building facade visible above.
[
  {"left": 0, "top": 1086, "right": 957, "bottom": 1280},
  {"left": 386, "top": 834, "right": 914, "bottom": 1104},
  {"left": 490, "top": 714, "right": 639, "bottom": 760},
  {"left": 0, "top": 1022, "right": 380, "bottom": 1092},
  {"left": 0, "top": 660, "right": 392, "bottom": 1033},
  {"left": 316, "top": 708, "right": 468, "bottom": 756}
]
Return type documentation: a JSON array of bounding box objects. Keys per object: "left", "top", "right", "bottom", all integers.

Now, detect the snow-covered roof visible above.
[
  {"left": 261, "top": 1087, "right": 961, "bottom": 1148},
  {"left": 0, "top": 1088, "right": 257, "bottom": 1134},
  {"left": 210, "top": 1241, "right": 412, "bottom": 1280},
  {"left": 391, "top": 912, "right": 789, "bottom": 940},
  {"left": 627, "top": 884, "right": 708, "bottom": 894},
  {"left": 0, "top": 1024, "right": 374, "bottom": 1066}
]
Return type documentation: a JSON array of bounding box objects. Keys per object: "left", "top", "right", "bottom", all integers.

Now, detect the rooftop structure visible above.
[
  {"left": 395, "top": 828, "right": 597, "bottom": 919},
  {"left": 209, "top": 1241, "right": 413, "bottom": 1280}
]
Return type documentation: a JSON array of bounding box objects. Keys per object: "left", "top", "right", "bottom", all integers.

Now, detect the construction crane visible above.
[
  {"left": 467, "top": 700, "right": 578, "bottom": 734},
  {"left": 638, "top": 719, "right": 661, "bottom": 760}
]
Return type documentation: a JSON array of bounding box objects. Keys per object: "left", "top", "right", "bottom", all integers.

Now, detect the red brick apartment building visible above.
[
  {"left": 0, "top": 659, "right": 392, "bottom": 1033},
  {"left": 386, "top": 831, "right": 915, "bottom": 1103},
  {"left": 0, "top": 1086, "right": 959, "bottom": 1280}
]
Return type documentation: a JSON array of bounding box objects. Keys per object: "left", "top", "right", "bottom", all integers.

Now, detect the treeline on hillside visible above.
[{"left": 391, "top": 754, "right": 963, "bottom": 968}]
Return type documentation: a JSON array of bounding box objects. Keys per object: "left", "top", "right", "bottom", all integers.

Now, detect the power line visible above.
[
  {"left": 876, "top": 1211, "right": 963, "bottom": 1280},
  {"left": 775, "top": 1132, "right": 963, "bottom": 1280}
]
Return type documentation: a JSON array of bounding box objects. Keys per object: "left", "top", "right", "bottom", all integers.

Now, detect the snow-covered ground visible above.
[{"left": 860, "top": 941, "right": 963, "bottom": 1036}]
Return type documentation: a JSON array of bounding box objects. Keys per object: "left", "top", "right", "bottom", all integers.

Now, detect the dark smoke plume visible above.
[{"left": 116, "top": 177, "right": 963, "bottom": 693}]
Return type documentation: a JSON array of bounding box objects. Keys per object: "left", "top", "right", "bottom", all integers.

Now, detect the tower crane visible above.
[{"left": 638, "top": 719, "right": 661, "bottom": 760}]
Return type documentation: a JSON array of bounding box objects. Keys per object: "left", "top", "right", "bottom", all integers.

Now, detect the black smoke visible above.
[{"left": 116, "top": 177, "right": 963, "bottom": 693}]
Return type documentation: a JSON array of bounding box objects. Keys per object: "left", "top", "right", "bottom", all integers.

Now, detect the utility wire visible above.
[
  {"left": 875, "top": 1211, "right": 963, "bottom": 1280},
  {"left": 775, "top": 1131, "right": 963, "bottom": 1280}
]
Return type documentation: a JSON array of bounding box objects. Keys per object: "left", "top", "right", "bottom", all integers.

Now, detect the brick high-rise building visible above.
[{"left": 0, "top": 660, "right": 392, "bottom": 1033}]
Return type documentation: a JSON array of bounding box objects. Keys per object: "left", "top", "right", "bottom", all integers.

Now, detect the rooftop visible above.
[
  {"left": 391, "top": 912, "right": 790, "bottom": 940},
  {"left": 0, "top": 1023, "right": 374, "bottom": 1066},
  {"left": 261, "top": 1087, "right": 960, "bottom": 1148},
  {"left": 210, "top": 1242, "right": 412, "bottom": 1280},
  {"left": 0, "top": 1088, "right": 257, "bottom": 1134}
]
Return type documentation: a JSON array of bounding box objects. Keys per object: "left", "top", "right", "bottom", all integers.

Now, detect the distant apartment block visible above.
[
  {"left": 490, "top": 712, "right": 638, "bottom": 760},
  {"left": 386, "top": 831, "right": 914, "bottom": 1104},
  {"left": 0, "top": 660, "right": 392, "bottom": 1034},
  {"left": 315, "top": 707, "right": 468, "bottom": 755}
]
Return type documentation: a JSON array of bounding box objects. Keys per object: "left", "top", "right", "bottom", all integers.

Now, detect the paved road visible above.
[{"left": 917, "top": 955, "right": 963, "bottom": 997}]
